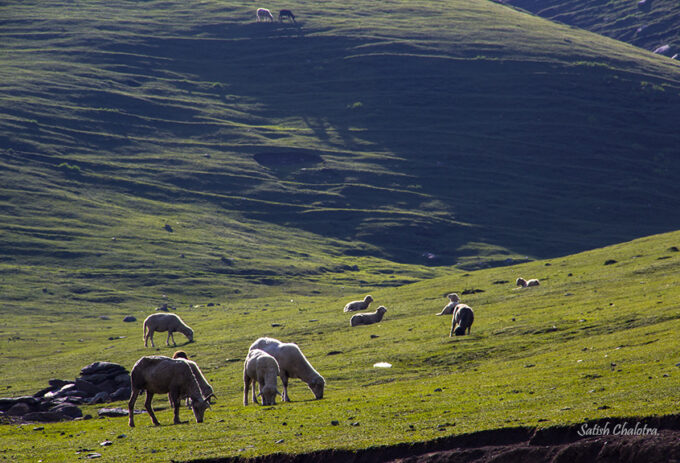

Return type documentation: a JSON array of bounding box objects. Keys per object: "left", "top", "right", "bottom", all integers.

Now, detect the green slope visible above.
[
  {"left": 504, "top": 0, "right": 680, "bottom": 55},
  {"left": 2, "top": 0, "right": 680, "bottom": 302},
  {"left": 1, "top": 229, "right": 679, "bottom": 461}
]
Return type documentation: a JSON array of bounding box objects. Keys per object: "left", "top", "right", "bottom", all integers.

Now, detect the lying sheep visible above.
[
  {"left": 244, "top": 349, "right": 280, "bottom": 406},
  {"left": 350, "top": 306, "right": 387, "bottom": 327},
  {"left": 143, "top": 313, "right": 194, "bottom": 347},
  {"left": 128, "top": 355, "right": 213, "bottom": 427},
  {"left": 249, "top": 337, "right": 325, "bottom": 402},
  {"left": 516, "top": 277, "right": 540, "bottom": 288},
  {"left": 436, "top": 293, "right": 461, "bottom": 316},
  {"left": 450, "top": 305, "right": 474, "bottom": 337},
  {"left": 344, "top": 295, "right": 373, "bottom": 312}
]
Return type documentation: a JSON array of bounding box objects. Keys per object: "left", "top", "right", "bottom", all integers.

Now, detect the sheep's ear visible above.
[{"left": 206, "top": 393, "right": 217, "bottom": 404}]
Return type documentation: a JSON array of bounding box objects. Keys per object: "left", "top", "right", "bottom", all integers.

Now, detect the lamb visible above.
[
  {"left": 243, "top": 349, "right": 280, "bottom": 406},
  {"left": 350, "top": 306, "right": 387, "bottom": 327},
  {"left": 344, "top": 295, "right": 373, "bottom": 312},
  {"left": 450, "top": 305, "right": 474, "bottom": 337},
  {"left": 143, "top": 313, "right": 194, "bottom": 347},
  {"left": 249, "top": 337, "right": 325, "bottom": 402},
  {"left": 128, "top": 355, "right": 213, "bottom": 427},
  {"left": 516, "top": 277, "right": 540, "bottom": 288},
  {"left": 256, "top": 8, "right": 274, "bottom": 22},
  {"left": 436, "top": 293, "right": 462, "bottom": 316},
  {"left": 279, "top": 9, "right": 296, "bottom": 23}
]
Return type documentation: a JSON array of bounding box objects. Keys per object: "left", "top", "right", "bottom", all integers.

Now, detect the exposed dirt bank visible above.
[{"left": 187, "top": 414, "right": 680, "bottom": 463}]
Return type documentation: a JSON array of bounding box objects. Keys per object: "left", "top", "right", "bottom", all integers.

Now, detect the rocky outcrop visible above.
[{"left": 0, "top": 362, "right": 130, "bottom": 422}]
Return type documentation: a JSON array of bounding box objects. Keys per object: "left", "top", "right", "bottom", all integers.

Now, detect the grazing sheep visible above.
[
  {"left": 436, "top": 293, "right": 461, "bottom": 316},
  {"left": 249, "top": 337, "right": 325, "bottom": 402},
  {"left": 516, "top": 277, "right": 540, "bottom": 288},
  {"left": 350, "top": 306, "right": 387, "bottom": 327},
  {"left": 128, "top": 356, "right": 213, "bottom": 427},
  {"left": 344, "top": 295, "right": 373, "bottom": 312},
  {"left": 244, "top": 349, "right": 280, "bottom": 406},
  {"left": 450, "top": 305, "right": 474, "bottom": 337},
  {"left": 279, "top": 9, "right": 296, "bottom": 23},
  {"left": 143, "top": 313, "right": 194, "bottom": 347},
  {"left": 256, "top": 8, "right": 274, "bottom": 22}
]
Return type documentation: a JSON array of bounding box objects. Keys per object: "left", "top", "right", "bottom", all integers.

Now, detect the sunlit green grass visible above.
[{"left": 1, "top": 230, "right": 679, "bottom": 461}]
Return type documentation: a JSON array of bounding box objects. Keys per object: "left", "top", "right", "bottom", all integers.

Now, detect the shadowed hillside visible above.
[
  {"left": 2, "top": 0, "right": 680, "bottom": 304},
  {"left": 504, "top": 0, "right": 680, "bottom": 56}
]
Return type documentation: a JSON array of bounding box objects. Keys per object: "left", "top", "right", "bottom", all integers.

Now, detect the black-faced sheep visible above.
[
  {"left": 249, "top": 337, "right": 325, "bottom": 402},
  {"left": 344, "top": 295, "right": 373, "bottom": 313},
  {"left": 516, "top": 277, "right": 540, "bottom": 288},
  {"left": 350, "top": 306, "right": 387, "bottom": 327},
  {"left": 244, "top": 349, "right": 280, "bottom": 406},
  {"left": 450, "top": 305, "right": 474, "bottom": 337},
  {"left": 436, "top": 293, "right": 461, "bottom": 316},
  {"left": 143, "top": 313, "right": 194, "bottom": 347},
  {"left": 128, "top": 356, "right": 213, "bottom": 427}
]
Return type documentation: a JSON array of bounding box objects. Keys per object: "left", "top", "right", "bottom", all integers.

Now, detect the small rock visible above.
[
  {"left": 370, "top": 334, "right": 379, "bottom": 339},
  {"left": 271, "top": 323, "right": 282, "bottom": 327},
  {"left": 351, "top": 422, "right": 360, "bottom": 427},
  {"left": 597, "top": 405, "right": 610, "bottom": 410},
  {"left": 33, "top": 426, "right": 44, "bottom": 431},
  {"left": 434, "top": 388, "right": 442, "bottom": 392},
  {"left": 100, "top": 440, "right": 112, "bottom": 447},
  {"left": 86, "top": 454, "right": 102, "bottom": 459},
  {"left": 99, "top": 316, "right": 111, "bottom": 320},
  {"left": 123, "top": 316, "right": 136, "bottom": 323},
  {"left": 275, "top": 439, "right": 285, "bottom": 444},
  {"left": 117, "top": 434, "right": 126, "bottom": 439},
  {"left": 330, "top": 420, "right": 339, "bottom": 426},
  {"left": 164, "top": 224, "right": 173, "bottom": 232},
  {"left": 604, "top": 259, "right": 617, "bottom": 265},
  {"left": 326, "top": 351, "right": 342, "bottom": 356}
]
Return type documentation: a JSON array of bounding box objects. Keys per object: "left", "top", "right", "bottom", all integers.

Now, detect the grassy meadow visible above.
[
  {"left": 2, "top": 0, "right": 680, "bottom": 461},
  {"left": 1, "top": 230, "right": 680, "bottom": 461}
]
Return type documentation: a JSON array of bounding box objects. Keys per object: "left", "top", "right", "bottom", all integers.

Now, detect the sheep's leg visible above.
[
  {"left": 145, "top": 392, "right": 160, "bottom": 426},
  {"left": 258, "top": 380, "right": 267, "bottom": 405},
  {"left": 449, "top": 321, "right": 456, "bottom": 337},
  {"left": 253, "top": 379, "right": 260, "bottom": 404},
  {"left": 128, "top": 389, "right": 140, "bottom": 427},
  {"left": 170, "top": 392, "right": 182, "bottom": 424},
  {"left": 281, "top": 372, "right": 290, "bottom": 402},
  {"left": 243, "top": 375, "right": 250, "bottom": 406},
  {"left": 147, "top": 330, "right": 155, "bottom": 348}
]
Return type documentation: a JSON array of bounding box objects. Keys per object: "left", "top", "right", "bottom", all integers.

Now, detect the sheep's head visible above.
[
  {"left": 185, "top": 328, "right": 194, "bottom": 342},
  {"left": 447, "top": 293, "right": 460, "bottom": 302},
  {"left": 173, "top": 350, "right": 188, "bottom": 359},
  {"left": 309, "top": 377, "right": 325, "bottom": 399},
  {"left": 377, "top": 306, "right": 387, "bottom": 314},
  {"left": 365, "top": 295, "right": 374, "bottom": 303},
  {"left": 190, "top": 397, "right": 210, "bottom": 423},
  {"left": 516, "top": 278, "right": 526, "bottom": 287},
  {"left": 259, "top": 385, "right": 278, "bottom": 406}
]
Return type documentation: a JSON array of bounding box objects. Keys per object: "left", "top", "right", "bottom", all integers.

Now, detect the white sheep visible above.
[
  {"left": 436, "top": 293, "right": 461, "bottom": 316},
  {"left": 516, "top": 277, "right": 540, "bottom": 288},
  {"left": 249, "top": 337, "right": 325, "bottom": 402},
  {"left": 143, "top": 313, "right": 194, "bottom": 347},
  {"left": 128, "top": 355, "right": 213, "bottom": 427},
  {"left": 450, "top": 305, "right": 474, "bottom": 337},
  {"left": 350, "top": 306, "right": 387, "bottom": 327},
  {"left": 256, "top": 8, "right": 274, "bottom": 22},
  {"left": 344, "top": 295, "right": 373, "bottom": 312},
  {"left": 243, "top": 349, "right": 280, "bottom": 406}
]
